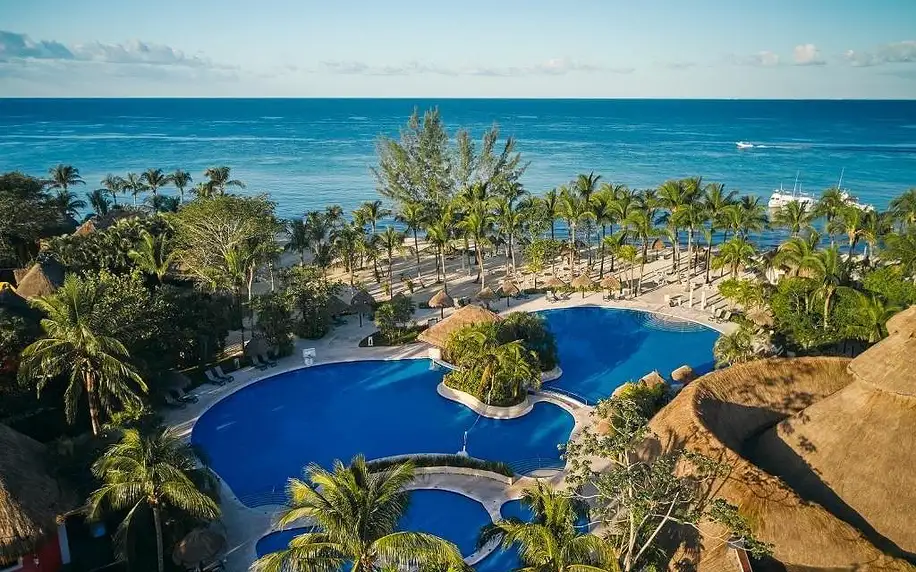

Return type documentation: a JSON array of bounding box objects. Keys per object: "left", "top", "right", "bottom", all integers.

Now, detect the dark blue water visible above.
[
  {"left": 540, "top": 307, "right": 718, "bottom": 403},
  {"left": 192, "top": 358, "right": 574, "bottom": 503},
  {"left": 255, "top": 489, "right": 490, "bottom": 559},
  {"left": 2, "top": 99, "right": 914, "bottom": 218}
]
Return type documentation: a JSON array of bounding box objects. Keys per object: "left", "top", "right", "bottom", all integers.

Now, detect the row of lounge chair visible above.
[{"left": 545, "top": 290, "right": 570, "bottom": 303}]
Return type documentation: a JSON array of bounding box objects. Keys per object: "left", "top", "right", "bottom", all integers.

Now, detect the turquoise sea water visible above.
[{"left": 2, "top": 99, "right": 915, "bottom": 219}]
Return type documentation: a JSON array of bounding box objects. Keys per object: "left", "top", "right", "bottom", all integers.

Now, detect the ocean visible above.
[{"left": 1, "top": 98, "right": 915, "bottom": 219}]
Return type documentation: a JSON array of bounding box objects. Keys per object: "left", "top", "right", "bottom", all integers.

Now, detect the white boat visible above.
[
  {"left": 767, "top": 172, "right": 816, "bottom": 209},
  {"left": 736, "top": 141, "right": 754, "bottom": 149},
  {"left": 834, "top": 169, "right": 874, "bottom": 211}
]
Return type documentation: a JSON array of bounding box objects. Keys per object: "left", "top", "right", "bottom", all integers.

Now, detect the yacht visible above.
[
  {"left": 834, "top": 169, "right": 874, "bottom": 211},
  {"left": 767, "top": 173, "right": 816, "bottom": 209}
]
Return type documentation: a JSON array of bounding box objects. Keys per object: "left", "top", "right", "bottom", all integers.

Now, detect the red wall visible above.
[{"left": 16, "top": 534, "right": 62, "bottom": 572}]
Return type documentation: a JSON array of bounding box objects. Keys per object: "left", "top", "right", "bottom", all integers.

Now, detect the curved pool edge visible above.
[{"left": 437, "top": 382, "right": 534, "bottom": 419}]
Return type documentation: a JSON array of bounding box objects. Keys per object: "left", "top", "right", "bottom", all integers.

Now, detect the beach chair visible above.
[
  {"left": 254, "top": 354, "right": 277, "bottom": 368},
  {"left": 163, "top": 393, "right": 186, "bottom": 408},
  {"left": 545, "top": 290, "right": 558, "bottom": 303},
  {"left": 214, "top": 366, "right": 234, "bottom": 382},
  {"left": 204, "top": 369, "right": 228, "bottom": 386},
  {"left": 170, "top": 388, "right": 198, "bottom": 404}
]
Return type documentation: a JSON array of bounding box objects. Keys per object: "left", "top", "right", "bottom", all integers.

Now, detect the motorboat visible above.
[
  {"left": 767, "top": 172, "right": 816, "bottom": 209},
  {"left": 736, "top": 141, "right": 754, "bottom": 149}
]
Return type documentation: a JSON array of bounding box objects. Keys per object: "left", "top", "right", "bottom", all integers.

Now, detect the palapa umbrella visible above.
[
  {"left": 545, "top": 276, "right": 568, "bottom": 290},
  {"left": 476, "top": 286, "right": 495, "bottom": 302},
  {"left": 571, "top": 274, "right": 595, "bottom": 298},
  {"left": 500, "top": 279, "right": 520, "bottom": 308},
  {"left": 651, "top": 238, "right": 666, "bottom": 260},
  {"left": 600, "top": 275, "right": 621, "bottom": 294},
  {"left": 172, "top": 528, "right": 226, "bottom": 569},
  {"left": 428, "top": 289, "right": 454, "bottom": 318},
  {"left": 327, "top": 296, "right": 350, "bottom": 317},
  {"left": 350, "top": 289, "right": 376, "bottom": 327}
]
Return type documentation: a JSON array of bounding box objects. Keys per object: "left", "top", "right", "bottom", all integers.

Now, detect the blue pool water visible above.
[
  {"left": 255, "top": 489, "right": 491, "bottom": 558},
  {"left": 540, "top": 307, "right": 718, "bottom": 403},
  {"left": 192, "top": 359, "right": 574, "bottom": 503}
]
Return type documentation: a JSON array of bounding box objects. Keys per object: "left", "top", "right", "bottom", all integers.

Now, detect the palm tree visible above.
[
  {"left": 775, "top": 233, "right": 821, "bottom": 277},
  {"left": 841, "top": 289, "right": 900, "bottom": 343},
  {"left": 772, "top": 200, "right": 814, "bottom": 237},
  {"left": 828, "top": 205, "right": 868, "bottom": 262},
  {"left": 357, "top": 199, "right": 392, "bottom": 235},
  {"left": 47, "top": 164, "right": 85, "bottom": 193},
  {"left": 458, "top": 202, "right": 493, "bottom": 287},
  {"left": 482, "top": 482, "right": 616, "bottom": 572},
  {"left": 801, "top": 245, "right": 846, "bottom": 327},
  {"left": 557, "top": 187, "right": 594, "bottom": 273},
  {"left": 861, "top": 210, "right": 891, "bottom": 264},
  {"left": 128, "top": 229, "right": 176, "bottom": 283},
  {"left": 395, "top": 201, "right": 426, "bottom": 280},
  {"left": 624, "top": 208, "right": 654, "bottom": 295},
  {"left": 53, "top": 190, "right": 87, "bottom": 219},
  {"left": 542, "top": 188, "right": 561, "bottom": 240},
  {"left": 658, "top": 179, "right": 688, "bottom": 274},
  {"left": 426, "top": 219, "right": 451, "bottom": 292},
  {"left": 713, "top": 329, "right": 756, "bottom": 367},
  {"left": 890, "top": 188, "right": 916, "bottom": 230},
  {"left": 88, "top": 427, "right": 220, "bottom": 572},
  {"left": 17, "top": 275, "right": 146, "bottom": 435},
  {"left": 884, "top": 228, "right": 916, "bottom": 278},
  {"left": 145, "top": 194, "right": 180, "bottom": 213},
  {"left": 86, "top": 189, "right": 112, "bottom": 218},
  {"left": 123, "top": 172, "right": 147, "bottom": 207},
  {"left": 494, "top": 195, "right": 525, "bottom": 275},
  {"left": 334, "top": 224, "right": 363, "bottom": 286},
  {"left": 141, "top": 168, "right": 172, "bottom": 198},
  {"left": 171, "top": 169, "right": 193, "bottom": 203},
  {"left": 379, "top": 226, "right": 405, "bottom": 297},
  {"left": 575, "top": 172, "right": 602, "bottom": 264},
  {"left": 736, "top": 195, "right": 768, "bottom": 238},
  {"left": 712, "top": 236, "right": 756, "bottom": 279},
  {"left": 203, "top": 166, "right": 245, "bottom": 196},
  {"left": 251, "top": 457, "right": 463, "bottom": 572},
  {"left": 590, "top": 190, "right": 617, "bottom": 278},
  {"left": 286, "top": 219, "right": 310, "bottom": 265},
  {"left": 100, "top": 174, "right": 125, "bottom": 206}
]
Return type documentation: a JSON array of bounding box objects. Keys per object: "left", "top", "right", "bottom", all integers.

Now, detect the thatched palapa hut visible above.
[
  {"left": 428, "top": 289, "right": 454, "bottom": 318},
  {"left": 417, "top": 304, "right": 501, "bottom": 348},
  {"left": 0, "top": 423, "right": 77, "bottom": 565},
  {"left": 14, "top": 260, "right": 64, "bottom": 299},
  {"left": 570, "top": 274, "right": 594, "bottom": 298},
  {"left": 545, "top": 276, "right": 567, "bottom": 290}
]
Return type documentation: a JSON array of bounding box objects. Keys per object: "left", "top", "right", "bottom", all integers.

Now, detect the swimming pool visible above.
[
  {"left": 539, "top": 307, "right": 718, "bottom": 403},
  {"left": 192, "top": 359, "right": 574, "bottom": 504},
  {"left": 255, "top": 489, "right": 492, "bottom": 559}
]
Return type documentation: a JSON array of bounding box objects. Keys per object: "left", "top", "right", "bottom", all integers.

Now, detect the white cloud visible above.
[
  {"left": 321, "top": 57, "right": 628, "bottom": 77},
  {"left": 844, "top": 40, "right": 916, "bottom": 67},
  {"left": 793, "top": 43, "right": 825, "bottom": 66}
]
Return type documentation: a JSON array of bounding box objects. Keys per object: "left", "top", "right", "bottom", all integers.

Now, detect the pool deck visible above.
[{"left": 165, "top": 290, "right": 734, "bottom": 571}]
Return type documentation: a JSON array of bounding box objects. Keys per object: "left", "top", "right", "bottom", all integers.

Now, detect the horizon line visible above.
[{"left": 2, "top": 96, "right": 916, "bottom": 101}]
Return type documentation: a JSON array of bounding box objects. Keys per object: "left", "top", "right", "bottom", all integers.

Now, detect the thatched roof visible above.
[
  {"left": 500, "top": 279, "right": 520, "bottom": 297},
  {"left": 651, "top": 238, "right": 666, "bottom": 251},
  {"left": 571, "top": 274, "right": 594, "bottom": 289},
  {"left": 545, "top": 276, "right": 567, "bottom": 289},
  {"left": 14, "top": 260, "right": 64, "bottom": 299},
  {"left": 600, "top": 275, "right": 621, "bottom": 289},
  {"left": 327, "top": 296, "right": 350, "bottom": 316},
  {"left": 753, "top": 306, "right": 916, "bottom": 556},
  {"left": 0, "top": 424, "right": 78, "bottom": 560},
  {"left": 476, "top": 287, "right": 495, "bottom": 301},
  {"left": 670, "top": 365, "right": 696, "bottom": 384},
  {"left": 640, "top": 370, "right": 666, "bottom": 389},
  {"left": 428, "top": 289, "right": 454, "bottom": 309},
  {"left": 639, "top": 357, "right": 912, "bottom": 571},
  {"left": 417, "top": 304, "right": 501, "bottom": 348},
  {"left": 73, "top": 219, "right": 97, "bottom": 236},
  {"left": 350, "top": 289, "right": 375, "bottom": 311}
]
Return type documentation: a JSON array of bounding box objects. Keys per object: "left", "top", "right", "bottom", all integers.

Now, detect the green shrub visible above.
[{"left": 366, "top": 454, "right": 514, "bottom": 477}]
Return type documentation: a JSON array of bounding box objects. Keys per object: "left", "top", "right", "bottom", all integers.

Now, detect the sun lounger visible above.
[
  {"left": 254, "top": 354, "right": 277, "bottom": 368},
  {"left": 170, "top": 388, "right": 198, "bottom": 404},
  {"left": 545, "top": 290, "right": 558, "bottom": 303},
  {"left": 214, "top": 366, "right": 234, "bottom": 382},
  {"left": 164, "top": 394, "right": 186, "bottom": 408},
  {"left": 204, "top": 369, "right": 227, "bottom": 386}
]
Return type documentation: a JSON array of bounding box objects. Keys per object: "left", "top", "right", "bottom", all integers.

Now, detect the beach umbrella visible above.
[
  {"left": 571, "top": 274, "right": 595, "bottom": 298},
  {"left": 600, "top": 275, "right": 621, "bottom": 294},
  {"left": 350, "top": 289, "right": 375, "bottom": 327},
  {"left": 428, "top": 289, "right": 454, "bottom": 318},
  {"left": 651, "top": 238, "right": 666, "bottom": 260},
  {"left": 172, "top": 528, "right": 226, "bottom": 569},
  {"left": 545, "top": 276, "right": 567, "bottom": 290},
  {"left": 500, "top": 279, "right": 520, "bottom": 308},
  {"left": 476, "top": 286, "right": 495, "bottom": 302}
]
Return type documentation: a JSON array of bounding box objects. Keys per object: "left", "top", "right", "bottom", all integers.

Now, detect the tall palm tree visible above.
[
  {"left": 557, "top": 187, "right": 594, "bottom": 273},
  {"left": 357, "top": 199, "right": 392, "bottom": 235},
  {"left": 883, "top": 228, "right": 916, "bottom": 277},
  {"left": 395, "top": 201, "right": 426, "bottom": 279},
  {"left": 53, "top": 190, "right": 87, "bottom": 219},
  {"left": 379, "top": 226, "right": 405, "bottom": 297},
  {"left": 334, "top": 223, "right": 363, "bottom": 286},
  {"left": 17, "top": 275, "right": 146, "bottom": 435},
  {"left": 203, "top": 166, "right": 245, "bottom": 196},
  {"left": 286, "top": 219, "right": 310, "bottom": 265},
  {"left": 86, "top": 189, "right": 112, "bottom": 218},
  {"left": 542, "top": 188, "right": 561, "bottom": 240},
  {"left": 426, "top": 218, "right": 452, "bottom": 292},
  {"left": 736, "top": 195, "right": 768, "bottom": 239},
  {"left": 712, "top": 236, "right": 756, "bottom": 279},
  {"left": 861, "top": 210, "right": 891, "bottom": 264},
  {"left": 123, "top": 172, "right": 147, "bottom": 207},
  {"left": 171, "top": 169, "right": 193, "bottom": 204},
  {"left": 800, "top": 245, "right": 846, "bottom": 327},
  {"left": 481, "top": 482, "right": 615, "bottom": 572},
  {"left": 590, "top": 190, "right": 617, "bottom": 278},
  {"left": 494, "top": 195, "right": 525, "bottom": 275},
  {"left": 841, "top": 289, "right": 900, "bottom": 343},
  {"left": 47, "top": 164, "right": 85, "bottom": 193},
  {"left": 772, "top": 200, "right": 815, "bottom": 237},
  {"left": 817, "top": 187, "right": 847, "bottom": 241},
  {"left": 624, "top": 208, "right": 654, "bottom": 295},
  {"left": 657, "top": 179, "right": 688, "bottom": 273},
  {"left": 575, "top": 172, "right": 602, "bottom": 264},
  {"left": 88, "top": 427, "right": 220, "bottom": 572},
  {"left": 128, "top": 229, "right": 176, "bottom": 282},
  {"left": 828, "top": 204, "right": 867, "bottom": 262},
  {"left": 775, "top": 233, "right": 820, "bottom": 277},
  {"left": 100, "top": 173, "right": 125, "bottom": 206},
  {"left": 141, "top": 168, "right": 172, "bottom": 198},
  {"left": 890, "top": 188, "right": 916, "bottom": 230},
  {"left": 458, "top": 202, "right": 493, "bottom": 287},
  {"left": 145, "top": 195, "right": 180, "bottom": 213},
  {"left": 251, "top": 457, "right": 463, "bottom": 572}
]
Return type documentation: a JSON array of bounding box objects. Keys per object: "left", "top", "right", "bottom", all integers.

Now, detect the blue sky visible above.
[{"left": 2, "top": 0, "right": 915, "bottom": 97}]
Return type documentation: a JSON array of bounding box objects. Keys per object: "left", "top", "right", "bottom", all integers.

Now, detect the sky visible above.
[{"left": 1, "top": 0, "right": 915, "bottom": 98}]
